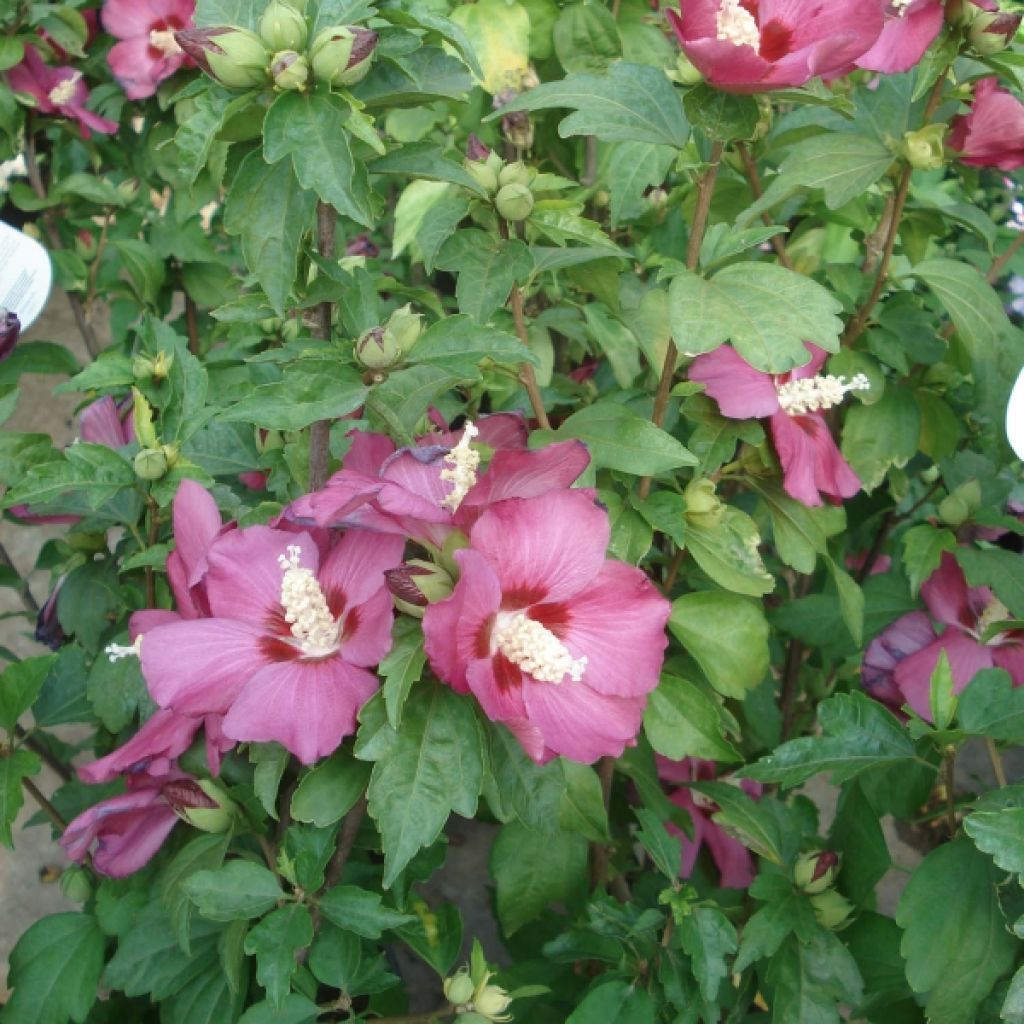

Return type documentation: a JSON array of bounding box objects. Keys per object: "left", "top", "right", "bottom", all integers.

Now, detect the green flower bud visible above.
[
  {"left": 810, "top": 889, "right": 854, "bottom": 931},
  {"left": 495, "top": 183, "right": 534, "bottom": 222},
  {"left": 465, "top": 158, "right": 500, "bottom": 195},
  {"left": 498, "top": 161, "right": 531, "bottom": 188},
  {"left": 901, "top": 124, "right": 946, "bottom": 171},
  {"left": 175, "top": 26, "right": 271, "bottom": 90},
  {"left": 152, "top": 350, "right": 173, "bottom": 381},
  {"left": 132, "top": 354, "right": 155, "bottom": 379},
  {"left": 355, "top": 326, "right": 402, "bottom": 370},
  {"left": 385, "top": 560, "right": 454, "bottom": 613},
  {"left": 794, "top": 850, "right": 841, "bottom": 895},
  {"left": 473, "top": 983, "right": 513, "bottom": 1022},
  {"left": 938, "top": 479, "right": 981, "bottom": 527},
  {"left": 386, "top": 303, "right": 423, "bottom": 355},
  {"left": 310, "top": 25, "right": 378, "bottom": 86},
  {"left": 969, "top": 10, "right": 1022, "bottom": 55},
  {"left": 60, "top": 865, "right": 93, "bottom": 903},
  {"left": 271, "top": 49, "right": 309, "bottom": 91},
  {"left": 66, "top": 531, "right": 107, "bottom": 554},
  {"left": 921, "top": 465, "right": 941, "bottom": 484},
  {"left": 444, "top": 969, "right": 476, "bottom": 1007},
  {"left": 134, "top": 447, "right": 169, "bottom": 481},
  {"left": 116, "top": 178, "right": 140, "bottom": 204},
  {"left": 160, "top": 443, "right": 180, "bottom": 469},
  {"left": 945, "top": 0, "right": 974, "bottom": 26},
  {"left": 164, "top": 778, "right": 237, "bottom": 833},
  {"left": 673, "top": 52, "right": 704, "bottom": 85},
  {"left": 259, "top": 0, "right": 308, "bottom": 51},
  {"left": 684, "top": 478, "right": 723, "bottom": 530}
]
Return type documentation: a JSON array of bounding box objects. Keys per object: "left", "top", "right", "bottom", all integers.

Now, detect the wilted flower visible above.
[
  {"left": 0, "top": 308, "right": 20, "bottom": 360},
  {"left": 34, "top": 577, "right": 66, "bottom": 650},
  {"left": 949, "top": 77, "right": 1024, "bottom": 171},
  {"left": 102, "top": 0, "right": 195, "bottom": 100}
]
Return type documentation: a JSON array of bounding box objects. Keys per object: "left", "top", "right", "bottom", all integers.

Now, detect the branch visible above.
[
  {"left": 638, "top": 140, "right": 724, "bottom": 500},
  {"left": 736, "top": 143, "right": 793, "bottom": 269},
  {"left": 0, "top": 539, "right": 38, "bottom": 614},
  {"left": 310, "top": 795, "right": 367, "bottom": 934},
  {"left": 987, "top": 231, "right": 1024, "bottom": 285},
  {"left": 22, "top": 775, "right": 66, "bottom": 831},
  {"left": 309, "top": 201, "right": 338, "bottom": 491}
]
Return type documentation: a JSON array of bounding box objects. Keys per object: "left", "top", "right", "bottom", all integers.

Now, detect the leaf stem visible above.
[
  {"left": 638, "top": 140, "right": 724, "bottom": 500},
  {"left": 942, "top": 748, "right": 958, "bottom": 838},
  {"left": 0, "top": 539, "right": 39, "bottom": 614},
  {"left": 987, "top": 231, "right": 1024, "bottom": 285},
  {"left": 310, "top": 794, "right": 368, "bottom": 935},
  {"left": 985, "top": 737, "right": 1008, "bottom": 788},
  {"left": 736, "top": 142, "right": 793, "bottom": 269},
  {"left": 22, "top": 774, "right": 66, "bottom": 831},
  {"left": 309, "top": 201, "right": 337, "bottom": 492}
]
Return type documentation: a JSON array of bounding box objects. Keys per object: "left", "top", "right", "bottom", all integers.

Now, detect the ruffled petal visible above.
[
  {"left": 992, "top": 642, "right": 1024, "bottom": 688},
  {"left": 172, "top": 479, "right": 223, "bottom": 588},
  {"left": 466, "top": 655, "right": 530, "bottom": 724},
  {"left": 459, "top": 441, "right": 590, "bottom": 514},
  {"left": 688, "top": 346, "right": 780, "bottom": 420},
  {"left": 78, "top": 709, "right": 201, "bottom": 784},
  {"left": 769, "top": 412, "right": 822, "bottom": 506}
]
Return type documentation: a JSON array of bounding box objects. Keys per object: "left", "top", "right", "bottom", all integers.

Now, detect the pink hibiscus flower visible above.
[
  {"left": 6, "top": 46, "right": 117, "bottom": 138},
  {"left": 949, "top": 77, "right": 1024, "bottom": 171},
  {"left": 688, "top": 343, "right": 865, "bottom": 507},
  {"left": 136, "top": 523, "right": 404, "bottom": 763},
  {"left": 872, "top": 552, "right": 1024, "bottom": 719},
  {"left": 60, "top": 772, "right": 220, "bottom": 877},
  {"left": 853, "top": 0, "right": 945, "bottom": 74},
  {"left": 103, "top": 0, "right": 195, "bottom": 99},
  {"left": 667, "top": 0, "right": 885, "bottom": 93},
  {"left": 422, "top": 490, "right": 670, "bottom": 764},
  {"left": 657, "top": 757, "right": 761, "bottom": 888}
]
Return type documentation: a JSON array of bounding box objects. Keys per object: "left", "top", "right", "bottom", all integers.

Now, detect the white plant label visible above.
[
  {"left": 0, "top": 220, "right": 52, "bottom": 330},
  {"left": 1008, "top": 365, "right": 1024, "bottom": 462}
]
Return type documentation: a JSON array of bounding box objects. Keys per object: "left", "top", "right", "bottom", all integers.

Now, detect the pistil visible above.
[
  {"left": 776, "top": 373, "right": 870, "bottom": 416},
  {"left": 440, "top": 421, "right": 481, "bottom": 512},
  {"left": 278, "top": 545, "right": 338, "bottom": 655},
  {"left": 494, "top": 612, "right": 587, "bottom": 684},
  {"left": 716, "top": 0, "right": 760, "bottom": 49}
]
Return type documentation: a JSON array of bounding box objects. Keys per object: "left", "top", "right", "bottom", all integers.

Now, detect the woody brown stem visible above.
[
  {"left": 309, "top": 201, "right": 337, "bottom": 492},
  {"left": 736, "top": 143, "right": 793, "bottom": 269}
]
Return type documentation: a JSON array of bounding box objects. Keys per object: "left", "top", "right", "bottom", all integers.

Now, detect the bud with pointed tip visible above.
[
  {"left": 164, "top": 778, "right": 237, "bottom": 833},
  {"left": 271, "top": 49, "right": 309, "bottom": 90},
  {"left": 444, "top": 969, "right": 476, "bottom": 1007},
  {"left": 498, "top": 161, "right": 531, "bottom": 188},
  {"left": 175, "top": 26, "right": 271, "bottom": 89},
  {"left": 310, "top": 25, "right": 378, "bottom": 86},
  {"left": 969, "top": 10, "right": 1021, "bottom": 55},
  {"left": 355, "top": 326, "right": 402, "bottom": 370},
  {"left": 794, "top": 850, "right": 841, "bottom": 894},
  {"left": 465, "top": 151, "right": 502, "bottom": 194},
  {"left": 259, "top": 0, "right": 308, "bottom": 51},
  {"left": 466, "top": 134, "right": 491, "bottom": 162},
  {"left": 0, "top": 308, "right": 20, "bottom": 361},
  {"left": 473, "top": 983, "right": 513, "bottom": 1022},
  {"left": 810, "top": 889, "right": 854, "bottom": 930},
  {"left": 901, "top": 123, "right": 946, "bottom": 171},
  {"left": 495, "top": 182, "right": 534, "bottom": 222},
  {"left": 134, "top": 447, "right": 169, "bottom": 481},
  {"left": 346, "top": 234, "right": 379, "bottom": 258},
  {"left": 60, "top": 865, "right": 93, "bottom": 903},
  {"left": 385, "top": 560, "right": 454, "bottom": 614},
  {"left": 386, "top": 303, "right": 423, "bottom": 355}
]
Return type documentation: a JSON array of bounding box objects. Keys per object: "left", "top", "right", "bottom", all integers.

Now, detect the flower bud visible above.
[
  {"left": 969, "top": 10, "right": 1021, "bottom": 55},
  {"left": 495, "top": 183, "right": 534, "bottom": 222},
  {"left": 386, "top": 303, "right": 423, "bottom": 355},
  {"left": 385, "top": 560, "right": 454, "bottom": 612},
  {"left": 175, "top": 27, "right": 271, "bottom": 90},
  {"left": 310, "top": 25, "right": 378, "bottom": 86},
  {"left": 134, "top": 447, "right": 169, "bottom": 481},
  {"left": 466, "top": 134, "right": 491, "bottom": 162},
  {"left": 473, "top": 983, "right": 513, "bottom": 1021},
  {"left": 938, "top": 479, "right": 981, "bottom": 527},
  {"left": 945, "top": 0, "right": 974, "bottom": 26},
  {"left": 164, "top": 778, "right": 237, "bottom": 833},
  {"left": 60, "top": 865, "right": 93, "bottom": 903},
  {"left": 465, "top": 156, "right": 500, "bottom": 195},
  {"left": 498, "top": 161, "right": 531, "bottom": 189},
  {"left": 346, "top": 234, "right": 379, "bottom": 258},
  {"left": 683, "top": 478, "right": 723, "bottom": 530},
  {"left": 152, "top": 350, "right": 173, "bottom": 382},
  {"left": 132, "top": 354, "right": 155, "bottom": 379},
  {"left": 271, "top": 49, "right": 309, "bottom": 90},
  {"left": 444, "top": 969, "right": 476, "bottom": 1007},
  {"left": 259, "top": 0, "right": 308, "bottom": 51},
  {"left": 501, "top": 109, "right": 533, "bottom": 150},
  {"left": 794, "top": 850, "right": 841, "bottom": 894},
  {"left": 355, "top": 326, "right": 402, "bottom": 371},
  {"left": 0, "top": 307, "right": 21, "bottom": 361},
  {"left": 673, "top": 52, "right": 704, "bottom": 85},
  {"left": 117, "top": 178, "right": 141, "bottom": 204},
  {"left": 901, "top": 124, "right": 946, "bottom": 171},
  {"left": 34, "top": 579, "right": 66, "bottom": 651},
  {"left": 810, "top": 889, "right": 854, "bottom": 931}
]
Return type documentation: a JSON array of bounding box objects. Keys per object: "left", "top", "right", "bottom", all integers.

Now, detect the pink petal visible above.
[
  {"left": 469, "top": 491, "right": 609, "bottom": 604},
  {"left": 288, "top": 470, "right": 382, "bottom": 528},
  {"left": 338, "top": 586, "right": 395, "bottom": 667},
  {"left": 702, "top": 809, "right": 757, "bottom": 887},
  {"left": 862, "top": 610, "right": 935, "bottom": 706},
  {"left": 376, "top": 446, "right": 454, "bottom": 523},
  {"left": 344, "top": 430, "right": 395, "bottom": 475},
  {"left": 466, "top": 655, "right": 530, "bottom": 723},
  {"left": 101, "top": 0, "right": 161, "bottom": 37},
  {"left": 992, "top": 642, "right": 1024, "bottom": 687},
  {"left": 949, "top": 77, "right": 1024, "bottom": 171},
  {"left": 222, "top": 658, "right": 377, "bottom": 763},
  {"left": 107, "top": 37, "right": 182, "bottom": 99},
  {"left": 317, "top": 529, "right": 405, "bottom": 610},
  {"left": 141, "top": 617, "right": 266, "bottom": 715},
  {"left": 807, "top": 415, "right": 861, "bottom": 501},
  {"left": 894, "top": 631, "right": 994, "bottom": 719},
  {"left": 78, "top": 709, "right": 201, "bottom": 784},
  {"left": 769, "top": 412, "right": 823, "bottom": 506},
  {"left": 557, "top": 561, "right": 670, "bottom": 698},
  {"left": 202, "top": 714, "right": 232, "bottom": 775},
  {"left": 855, "top": 1, "right": 944, "bottom": 73},
  {"left": 688, "top": 346, "right": 780, "bottom": 420},
  {"left": 921, "top": 551, "right": 974, "bottom": 629},
  {"left": 71, "top": 105, "right": 119, "bottom": 138},
  {"left": 130, "top": 609, "right": 180, "bottom": 638},
  {"left": 79, "top": 396, "right": 128, "bottom": 447},
  {"left": 172, "top": 479, "right": 223, "bottom": 588},
  {"left": 502, "top": 718, "right": 553, "bottom": 764}
]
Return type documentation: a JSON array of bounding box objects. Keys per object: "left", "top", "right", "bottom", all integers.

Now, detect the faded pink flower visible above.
[
  {"left": 6, "top": 46, "right": 117, "bottom": 137},
  {"left": 854, "top": 0, "right": 945, "bottom": 74},
  {"left": 949, "top": 77, "right": 1024, "bottom": 171},
  {"left": 688, "top": 343, "right": 864, "bottom": 507},
  {"left": 862, "top": 609, "right": 935, "bottom": 711},
  {"left": 137, "top": 523, "right": 403, "bottom": 763},
  {"left": 667, "top": 0, "right": 885, "bottom": 93},
  {"left": 423, "top": 490, "right": 670, "bottom": 763},
  {"left": 657, "top": 757, "right": 761, "bottom": 888},
  {"left": 103, "top": 0, "right": 195, "bottom": 100}
]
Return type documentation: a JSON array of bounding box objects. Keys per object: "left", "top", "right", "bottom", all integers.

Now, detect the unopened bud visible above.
[
  {"left": 175, "top": 26, "right": 271, "bottom": 90},
  {"left": 259, "top": 0, "right": 308, "bottom": 51},
  {"left": 901, "top": 124, "right": 946, "bottom": 171},
  {"left": 164, "top": 778, "right": 237, "bottom": 833},
  {"left": 794, "top": 850, "right": 840, "bottom": 894},
  {"left": 0, "top": 308, "right": 21, "bottom": 361},
  {"left": 938, "top": 479, "right": 981, "bottom": 527},
  {"left": 495, "top": 182, "right": 534, "bottom": 222},
  {"left": 684, "top": 478, "right": 723, "bottom": 529},
  {"left": 946, "top": 0, "right": 974, "bottom": 26},
  {"left": 271, "top": 49, "right": 308, "bottom": 90},
  {"left": 444, "top": 970, "right": 476, "bottom": 1007},
  {"left": 473, "top": 984, "right": 513, "bottom": 1021},
  {"left": 969, "top": 10, "right": 1022, "bottom": 54},
  {"left": 60, "top": 865, "right": 93, "bottom": 903},
  {"left": 498, "top": 161, "right": 531, "bottom": 188},
  {"left": 466, "top": 134, "right": 491, "bottom": 162},
  {"left": 810, "top": 889, "right": 854, "bottom": 930},
  {"left": 385, "top": 560, "right": 454, "bottom": 612},
  {"left": 355, "top": 326, "right": 402, "bottom": 370},
  {"left": 465, "top": 153, "right": 502, "bottom": 194},
  {"left": 346, "top": 234, "right": 379, "bottom": 258},
  {"left": 116, "top": 178, "right": 141, "bottom": 203},
  {"left": 134, "top": 447, "right": 169, "bottom": 481},
  {"left": 674, "top": 52, "right": 704, "bottom": 85},
  {"left": 310, "top": 25, "right": 378, "bottom": 86},
  {"left": 152, "top": 350, "right": 173, "bottom": 381},
  {"left": 386, "top": 303, "right": 423, "bottom": 355},
  {"left": 501, "top": 109, "right": 533, "bottom": 150}
]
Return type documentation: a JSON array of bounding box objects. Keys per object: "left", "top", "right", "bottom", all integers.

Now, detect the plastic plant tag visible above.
[
  {"left": 0, "top": 220, "right": 52, "bottom": 330},
  {"left": 1008, "top": 365, "right": 1024, "bottom": 460}
]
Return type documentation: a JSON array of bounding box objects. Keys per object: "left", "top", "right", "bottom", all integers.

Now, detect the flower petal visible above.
[
  {"left": 894, "top": 630, "right": 994, "bottom": 719},
  {"left": 688, "top": 346, "right": 780, "bottom": 419},
  {"left": 921, "top": 551, "right": 974, "bottom": 629},
  {"left": 78, "top": 709, "right": 201, "bottom": 784},
  {"left": 318, "top": 529, "right": 405, "bottom": 611}
]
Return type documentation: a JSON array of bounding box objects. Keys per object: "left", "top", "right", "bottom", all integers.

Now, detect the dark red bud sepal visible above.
[{"left": 0, "top": 308, "right": 21, "bottom": 361}]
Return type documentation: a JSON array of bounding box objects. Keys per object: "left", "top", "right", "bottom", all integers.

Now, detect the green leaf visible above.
[
  {"left": 825, "top": 556, "right": 864, "bottom": 648},
  {"left": 85, "top": 645, "right": 146, "bottom": 733},
  {"left": 897, "top": 839, "right": 1016, "bottom": 1024},
  {"left": 683, "top": 85, "right": 759, "bottom": 141},
  {"left": 551, "top": 401, "right": 697, "bottom": 474},
  {"left": 263, "top": 91, "right": 375, "bottom": 229},
  {"left": 634, "top": 807, "right": 682, "bottom": 879},
  {"left": 484, "top": 722, "right": 565, "bottom": 832},
  {"left": 223, "top": 150, "right": 318, "bottom": 316},
  {"left": 958, "top": 669, "right": 1024, "bottom": 742},
  {"left": 683, "top": 506, "right": 775, "bottom": 597},
  {"left": 369, "top": 141, "right": 487, "bottom": 196},
  {"left": 355, "top": 684, "right": 486, "bottom": 886},
  {"left": 491, "top": 820, "right": 587, "bottom": 934},
  {"left": 250, "top": 743, "right": 290, "bottom": 821},
  {"left": 489, "top": 62, "right": 689, "bottom": 147},
  {"left": 734, "top": 888, "right": 817, "bottom": 973},
  {"left": 902, "top": 524, "right": 957, "bottom": 597},
  {"left": 175, "top": 85, "right": 255, "bottom": 186},
  {"left": 318, "top": 885, "right": 416, "bottom": 938},
  {"left": 0, "top": 655, "right": 55, "bottom": 734},
  {"left": 1003, "top": 966, "right": 1024, "bottom": 1024},
  {"left": 553, "top": 2, "right": 621, "bottom": 72},
  {"left": 380, "top": 620, "right": 427, "bottom": 731},
  {"left": 956, "top": 547, "right": 1024, "bottom": 619},
  {"left": 409, "top": 315, "right": 539, "bottom": 377},
  {"left": 244, "top": 904, "right": 313, "bottom": 1009},
  {"left": 765, "top": 929, "right": 864, "bottom": 1024},
  {"left": 840, "top": 385, "right": 920, "bottom": 493},
  {"left": 220, "top": 358, "right": 368, "bottom": 432},
  {"left": 183, "top": 860, "right": 283, "bottom": 921},
  {"left": 643, "top": 673, "right": 741, "bottom": 763},
  {"left": 239, "top": 994, "right": 321, "bottom": 1024},
  {"left": 161, "top": 831, "right": 232, "bottom": 952},
  {"left": 112, "top": 239, "right": 166, "bottom": 307},
  {"left": 829, "top": 781, "right": 890, "bottom": 905},
  {"left": 965, "top": 807, "right": 1024, "bottom": 875},
  {"left": 161, "top": 963, "right": 246, "bottom": 1024},
  {"left": 607, "top": 142, "right": 675, "bottom": 227},
  {"left": 290, "top": 747, "right": 370, "bottom": 828},
  {"left": 354, "top": 46, "right": 474, "bottom": 108},
  {"left": 434, "top": 230, "right": 534, "bottom": 324},
  {"left": 1, "top": 749, "right": 40, "bottom": 848},
  {"left": 669, "top": 592, "right": 768, "bottom": 699},
  {"left": 743, "top": 692, "right": 917, "bottom": 788},
  {"left": 678, "top": 907, "right": 738, "bottom": 1003},
  {"left": 566, "top": 978, "right": 657, "bottom": 1024},
  {"left": 3, "top": 913, "right": 104, "bottom": 1024},
  {"left": 750, "top": 481, "right": 844, "bottom": 575},
  {"left": 691, "top": 783, "right": 790, "bottom": 865},
  {"left": 366, "top": 363, "right": 470, "bottom": 440},
  {"left": 559, "top": 761, "right": 610, "bottom": 842},
  {"left": 667, "top": 264, "right": 843, "bottom": 373}
]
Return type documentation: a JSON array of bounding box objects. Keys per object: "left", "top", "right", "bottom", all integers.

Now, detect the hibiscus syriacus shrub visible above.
[{"left": 3, "top": 0, "right": 1024, "bottom": 1020}]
